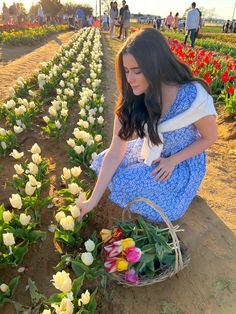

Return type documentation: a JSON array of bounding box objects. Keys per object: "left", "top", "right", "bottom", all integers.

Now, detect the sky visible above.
[{"left": 1, "top": 0, "right": 235, "bottom": 20}]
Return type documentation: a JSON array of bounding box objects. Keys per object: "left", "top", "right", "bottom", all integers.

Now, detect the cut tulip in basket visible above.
[{"left": 100, "top": 197, "right": 190, "bottom": 287}]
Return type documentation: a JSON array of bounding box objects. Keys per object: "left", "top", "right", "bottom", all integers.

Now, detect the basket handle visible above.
[{"left": 124, "top": 197, "right": 184, "bottom": 272}]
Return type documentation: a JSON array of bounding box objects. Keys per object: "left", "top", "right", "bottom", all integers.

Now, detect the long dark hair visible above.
[{"left": 115, "top": 28, "right": 210, "bottom": 145}]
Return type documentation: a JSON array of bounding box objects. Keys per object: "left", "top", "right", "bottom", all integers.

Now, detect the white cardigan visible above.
[{"left": 140, "top": 82, "right": 217, "bottom": 166}]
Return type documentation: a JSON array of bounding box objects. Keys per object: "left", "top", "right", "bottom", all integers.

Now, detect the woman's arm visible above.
[
  {"left": 77, "top": 115, "right": 127, "bottom": 218},
  {"left": 152, "top": 115, "right": 217, "bottom": 181}
]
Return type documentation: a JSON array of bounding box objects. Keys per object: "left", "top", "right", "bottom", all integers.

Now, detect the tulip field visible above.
[{"left": 0, "top": 27, "right": 236, "bottom": 314}]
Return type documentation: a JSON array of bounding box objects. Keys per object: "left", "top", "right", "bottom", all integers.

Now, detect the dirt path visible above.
[
  {"left": 0, "top": 31, "right": 74, "bottom": 101},
  {"left": 0, "top": 32, "right": 236, "bottom": 314}
]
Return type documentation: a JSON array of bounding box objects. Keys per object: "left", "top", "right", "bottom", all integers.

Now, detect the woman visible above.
[
  {"left": 109, "top": 1, "right": 118, "bottom": 39},
  {"left": 77, "top": 29, "right": 217, "bottom": 222},
  {"left": 173, "top": 12, "right": 179, "bottom": 32},
  {"left": 121, "top": 5, "right": 130, "bottom": 40}
]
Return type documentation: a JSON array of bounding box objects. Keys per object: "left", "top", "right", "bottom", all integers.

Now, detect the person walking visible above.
[
  {"left": 76, "top": 28, "right": 217, "bottom": 223},
  {"left": 184, "top": 2, "right": 200, "bottom": 48},
  {"left": 165, "top": 12, "right": 174, "bottom": 30}
]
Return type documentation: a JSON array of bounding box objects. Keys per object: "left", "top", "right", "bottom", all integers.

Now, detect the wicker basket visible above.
[{"left": 108, "top": 197, "right": 190, "bottom": 287}]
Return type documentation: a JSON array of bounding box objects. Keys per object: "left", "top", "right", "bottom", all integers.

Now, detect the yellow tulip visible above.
[
  {"left": 121, "top": 238, "right": 135, "bottom": 250},
  {"left": 116, "top": 257, "right": 128, "bottom": 272},
  {"left": 100, "top": 229, "right": 112, "bottom": 243}
]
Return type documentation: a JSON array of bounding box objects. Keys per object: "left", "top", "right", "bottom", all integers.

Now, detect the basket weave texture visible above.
[{"left": 109, "top": 197, "right": 190, "bottom": 287}]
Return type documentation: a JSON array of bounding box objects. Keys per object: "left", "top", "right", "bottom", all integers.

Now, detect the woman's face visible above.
[{"left": 123, "top": 53, "right": 149, "bottom": 95}]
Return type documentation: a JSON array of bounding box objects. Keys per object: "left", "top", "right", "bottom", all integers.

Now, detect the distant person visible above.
[
  {"left": 102, "top": 12, "right": 109, "bottom": 31},
  {"left": 2, "top": 2, "right": 10, "bottom": 24},
  {"left": 156, "top": 16, "right": 162, "bottom": 30},
  {"left": 224, "top": 20, "right": 230, "bottom": 33},
  {"left": 184, "top": 2, "right": 200, "bottom": 48},
  {"left": 165, "top": 12, "right": 174, "bottom": 30},
  {"left": 118, "top": 0, "right": 126, "bottom": 39},
  {"left": 109, "top": 1, "right": 118, "bottom": 38},
  {"left": 121, "top": 4, "right": 130, "bottom": 40},
  {"left": 172, "top": 13, "right": 179, "bottom": 32},
  {"left": 37, "top": 4, "right": 44, "bottom": 25},
  {"left": 233, "top": 20, "right": 236, "bottom": 33}
]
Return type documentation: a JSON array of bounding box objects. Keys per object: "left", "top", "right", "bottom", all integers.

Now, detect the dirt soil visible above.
[{"left": 0, "top": 32, "right": 236, "bottom": 314}]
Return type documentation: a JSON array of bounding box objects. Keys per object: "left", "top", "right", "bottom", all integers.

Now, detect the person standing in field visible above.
[
  {"left": 2, "top": 2, "right": 10, "bottom": 24},
  {"left": 76, "top": 28, "right": 217, "bottom": 223},
  {"left": 121, "top": 5, "right": 130, "bottom": 40},
  {"left": 184, "top": 2, "right": 200, "bottom": 48},
  {"left": 165, "top": 12, "right": 174, "bottom": 30},
  {"left": 172, "top": 12, "right": 179, "bottom": 32},
  {"left": 118, "top": 0, "right": 127, "bottom": 39},
  {"left": 109, "top": 1, "right": 118, "bottom": 38}
]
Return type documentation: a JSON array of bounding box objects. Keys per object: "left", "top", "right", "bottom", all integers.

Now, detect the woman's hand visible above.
[
  {"left": 76, "top": 198, "right": 97, "bottom": 220},
  {"left": 151, "top": 157, "right": 176, "bottom": 181}
]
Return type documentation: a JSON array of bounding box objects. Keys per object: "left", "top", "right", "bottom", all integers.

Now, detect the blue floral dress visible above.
[{"left": 91, "top": 83, "right": 206, "bottom": 222}]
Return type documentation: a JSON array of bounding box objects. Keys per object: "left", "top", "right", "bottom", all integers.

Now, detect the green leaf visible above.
[
  {"left": 27, "top": 230, "right": 46, "bottom": 243},
  {"left": 13, "top": 245, "right": 28, "bottom": 265},
  {"left": 72, "top": 274, "right": 85, "bottom": 298},
  {"left": 139, "top": 253, "right": 155, "bottom": 263},
  {"left": 48, "top": 292, "right": 66, "bottom": 304},
  {"left": 27, "top": 278, "right": 46, "bottom": 305},
  {"left": 8, "top": 276, "right": 20, "bottom": 296},
  {"left": 72, "top": 260, "right": 89, "bottom": 277}
]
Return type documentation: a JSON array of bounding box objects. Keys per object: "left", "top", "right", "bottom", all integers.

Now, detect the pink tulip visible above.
[
  {"left": 104, "top": 243, "right": 122, "bottom": 258},
  {"left": 104, "top": 257, "right": 117, "bottom": 273},
  {"left": 124, "top": 268, "right": 140, "bottom": 284},
  {"left": 125, "top": 247, "right": 142, "bottom": 263}
]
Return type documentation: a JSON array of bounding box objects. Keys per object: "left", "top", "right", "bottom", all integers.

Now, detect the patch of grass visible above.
[{"left": 160, "top": 300, "right": 185, "bottom": 314}]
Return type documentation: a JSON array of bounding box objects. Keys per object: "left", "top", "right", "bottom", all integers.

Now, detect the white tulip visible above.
[
  {"left": 71, "top": 166, "right": 82, "bottom": 177},
  {"left": 95, "top": 134, "right": 102, "bottom": 142},
  {"left": 55, "top": 211, "right": 66, "bottom": 223},
  {"left": 40, "top": 310, "right": 51, "bottom": 314},
  {"left": 0, "top": 128, "right": 6, "bottom": 136},
  {"left": 0, "top": 283, "right": 9, "bottom": 293},
  {"left": 14, "top": 164, "right": 24, "bottom": 175},
  {"left": 97, "top": 116, "right": 104, "bottom": 124},
  {"left": 9, "top": 193, "right": 22, "bottom": 209},
  {"left": 28, "top": 162, "right": 38, "bottom": 175},
  {"left": 69, "top": 205, "right": 80, "bottom": 218},
  {"left": 3, "top": 232, "right": 15, "bottom": 246},
  {"left": 67, "top": 138, "right": 76, "bottom": 148},
  {"left": 52, "top": 271, "right": 72, "bottom": 293},
  {"left": 81, "top": 252, "right": 94, "bottom": 266},
  {"left": 19, "top": 213, "right": 31, "bottom": 226},
  {"left": 43, "top": 116, "right": 50, "bottom": 123},
  {"left": 13, "top": 125, "right": 23, "bottom": 134},
  {"left": 32, "top": 153, "right": 42, "bottom": 164},
  {"left": 60, "top": 216, "right": 75, "bottom": 231},
  {"left": 1, "top": 142, "right": 7, "bottom": 150},
  {"left": 78, "top": 290, "right": 90, "bottom": 306},
  {"left": 30, "top": 143, "right": 41, "bottom": 154},
  {"left": 10, "top": 149, "right": 24, "bottom": 160},
  {"left": 3, "top": 211, "right": 13, "bottom": 223},
  {"left": 85, "top": 239, "right": 95, "bottom": 252},
  {"left": 25, "top": 182, "right": 37, "bottom": 196},
  {"left": 62, "top": 168, "right": 71, "bottom": 180},
  {"left": 68, "top": 183, "right": 81, "bottom": 195},
  {"left": 52, "top": 298, "right": 73, "bottom": 314}
]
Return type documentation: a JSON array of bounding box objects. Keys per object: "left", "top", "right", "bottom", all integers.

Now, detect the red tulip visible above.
[{"left": 227, "top": 86, "right": 235, "bottom": 94}]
